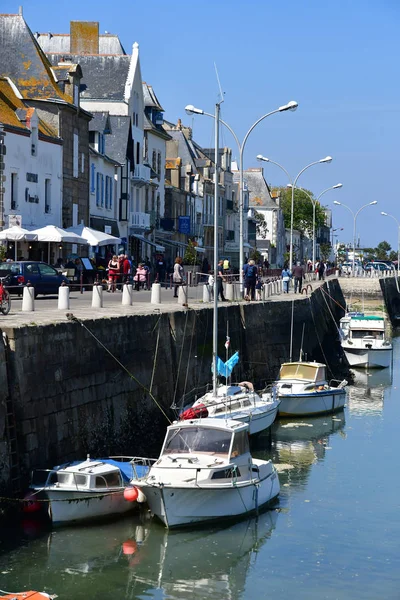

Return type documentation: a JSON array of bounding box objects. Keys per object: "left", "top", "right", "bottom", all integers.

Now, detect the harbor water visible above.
[{"left": 0, "top": 339, "right": 399, "bottom": 599}]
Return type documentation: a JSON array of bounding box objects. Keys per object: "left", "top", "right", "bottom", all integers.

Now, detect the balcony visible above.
[
  {"left": 131, "top": 164, "right": 151, "bottom": 187},
  {"left": 129, "top": 211, "right": 150, "bottom": 230},
  {"left": 203, "top": 214, "right": 223, "bottom": 227}
]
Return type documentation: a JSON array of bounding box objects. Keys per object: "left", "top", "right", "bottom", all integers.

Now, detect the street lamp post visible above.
[
  {"left": 256, "top": 155, "right": 333, "bottom": 269},
  {"left": 185, "top": 101, "right": 298, "bottom": 293},
  {"left": 333, "top": 200, "right": 378, "bottom": 275},
  {"left": 285, "top": 183, "right": 342, "bottom": 270},
  {"left": 381, "top": 212, "right": 400, "bottom": 278}
]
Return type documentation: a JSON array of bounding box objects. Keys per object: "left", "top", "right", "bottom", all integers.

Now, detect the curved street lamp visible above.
[
  {"left": 256, "top": 155, "right": 333, "bottom": 269},
  {"left": 381, "top": 211, "right": 400, "bottom": 277},
  {"left": 334, "top": 200, "right": 378, "bottom": 275},
  {"left": 185, "top": 101, "right": 298, "bottom": 293}
]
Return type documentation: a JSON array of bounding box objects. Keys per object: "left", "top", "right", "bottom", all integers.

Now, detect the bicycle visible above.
[{"left": 0, "top": 276, "right": 11, "bottom": 315}]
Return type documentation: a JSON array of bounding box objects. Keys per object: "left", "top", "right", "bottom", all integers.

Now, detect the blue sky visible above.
[{"left": 3, "top": 0, "right": 400, "bottom": 249}]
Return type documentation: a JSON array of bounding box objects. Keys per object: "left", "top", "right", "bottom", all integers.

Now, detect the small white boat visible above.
[
  {"left": 29, "top": 456, "right": 148, "bottom": 525},
  {"left": 273, "top": 361, "right": 347, "bottom": 417},
  {"left": 181, "top": 382, "right": 280, "bottom": 435},
  {"left": 132, "top": 418, "right": 280, "bottom": 528},
  {"left": 340, "top": 313, "right": 392, "bottom": 369}
]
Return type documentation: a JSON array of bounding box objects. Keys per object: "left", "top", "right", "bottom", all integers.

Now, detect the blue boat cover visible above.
[{"left": 53, "top": 458, "right": 149, "bottom": 483}]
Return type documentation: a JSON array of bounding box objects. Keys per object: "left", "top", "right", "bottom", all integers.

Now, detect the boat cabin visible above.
[
  {"left": 161, "top": 419, "right": 249, "bottom": 460},
  {"left": 279, "top": 362, "right": 327, "bottom": 383},
  {"left": 348, "top": 316, "right": 385, "bottom": 340},
  {"left": 32, "top": 460, "right": 124, "bottom": 490}
]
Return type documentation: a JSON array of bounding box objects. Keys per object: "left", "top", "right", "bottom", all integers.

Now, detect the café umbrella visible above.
[
  {"left": 29, "top": 225, "right": 88, "bottom": 263},
  {"left": 65, "top": 225, "right": 121, "bottom": 247},
  {"left": 0, "top": 225, "right": 38, "bottom": 260}
]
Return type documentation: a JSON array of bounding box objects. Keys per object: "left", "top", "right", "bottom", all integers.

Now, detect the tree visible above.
[
  {"left": 389, "top": 250, "right": 398, "bottom": 262},
  {"left": 254, "top": 210, "right": 268, "bottom": 239},
  {"left": 274, "top": 186, "right": 326, "bottom": 235},
  {"left": 336, "top": 243, "right": 347, "bottom": 262},
  {"left": 319, "top": 243, "right": 332, "bottom": 262},
  {"left": 375, "top": 240, "right": 391, "bottom": 260},
  {"left": 183, "top": 240, "right": 201, "bottom": 265},
  {"left": 362, "top": 247, "right": 375, "bottom": 261}
]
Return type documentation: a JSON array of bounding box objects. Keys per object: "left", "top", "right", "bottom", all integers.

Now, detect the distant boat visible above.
[
  {"left": 340, "top": 313, "right": 393, "bottom": 369},
  {"left": 132, "top": 417, "right": 280, "bottom": 528},
  {"left": 272, "top": 361, "right": 347, "bottom": 417},
  {"left": 28, "top": 456, "right": 149, "bottom": 525}
]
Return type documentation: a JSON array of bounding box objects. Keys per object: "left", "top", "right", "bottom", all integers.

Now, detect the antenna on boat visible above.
[{"left": 299, "top": 323, "right": 305, "bottom": 362}]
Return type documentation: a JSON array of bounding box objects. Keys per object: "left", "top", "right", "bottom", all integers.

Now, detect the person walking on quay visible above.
[
  {"left": 107, "top": 255, "right": 120, "bottom": 292},
  {"left": 318, "top": 260, "right": 325, "bottom": 281},
  {"left": 293, "top": 261, "right": 304, "bottom": 293},
  {"left": 281, "top": 264, "right": 292, "bottom": 293},
  {"left": 243, "top": 259, "right": 257, "bottom": 301},
  {"left": 208, "top": 271, "right": 215, "bottom": 300},
  {"left": 173, "top": 257, "right": 184, "bottom": 297},
  {"left": 217, "top": 259, "right": 227, "bottom": 301}
]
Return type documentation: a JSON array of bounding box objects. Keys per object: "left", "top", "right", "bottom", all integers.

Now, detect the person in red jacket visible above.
[{"left": 122, "top": 255, "right": 131, "bottom": 284}]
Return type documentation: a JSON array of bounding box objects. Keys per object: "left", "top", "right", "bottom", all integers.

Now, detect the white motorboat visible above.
[
  {"left": 180, "top": 381, "right": 280, "bottom": 435},
  {"left": 273, "top": 361, "right": 347, "bottom": 417},
  {"left": 132, "top": 418, "right": 280, "bottom": 528},
  {"left": 340, "top": 313, "right": 392, "bottom": 369},
  {"left": 28, "top": 456, "right": 149, "bottom": 525}
]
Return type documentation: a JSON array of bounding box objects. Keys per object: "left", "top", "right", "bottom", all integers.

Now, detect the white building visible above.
[{"left": 0, "top": 78, "right": 62, "bottom": 257}]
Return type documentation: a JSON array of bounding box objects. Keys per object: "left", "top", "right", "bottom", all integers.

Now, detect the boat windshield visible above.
[
  {"left": 162, "top": 426, "right": 233, "bottom": 456},
  {"left": 280, "top": 363, "right": 323, "bottom": 381},
  {"left": 351, "top": 330, "right": 384, "bottom": 339}
]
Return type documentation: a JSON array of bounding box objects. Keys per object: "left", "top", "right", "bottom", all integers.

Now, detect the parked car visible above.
[
  {"left": 364, "top": 262, "right": 395, "bottom": 272},
  {"left": 341, "top": 261, "right": 363, "bottom": 275},
  {"left": 0, "top": 261, "right": 69, "bottom": 296}
]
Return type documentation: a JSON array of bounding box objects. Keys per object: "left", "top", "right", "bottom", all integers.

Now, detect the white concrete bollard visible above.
[
  {"left": 225, "top": 282, "right": 234, "bottom": 301},
  {"left": 178, "top": 285, "right": 188, "bottom": 305},
  {"left": 266, "top": 282, "right": 271, "bottom": 298},
  {"left": 92, "top": 284, "right": 103, "bottom": 308},
  {"left": 150, "top": 283, "right": 161, "bottom": 305},
  {"left": 22, "top": 286, "right": 35, "bottom": 312},
  {"left": 122, "top": 283, "right": 133, "bottom": 305},
  {"left": 58, "top": 285, "right": 70, "bottom": 310},
  {"left": 203, "top": 284, "right": 211, "bottom": 303},
  {"left": 335, "top": 269, "right": 339, "bottom": 277}
]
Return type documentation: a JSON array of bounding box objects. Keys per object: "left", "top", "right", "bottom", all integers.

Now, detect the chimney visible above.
[{"left": 70, "top": 21, "right": 99, "bottom": 55}]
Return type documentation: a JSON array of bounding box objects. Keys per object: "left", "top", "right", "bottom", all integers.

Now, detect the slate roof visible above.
[
  {"left": 0, "top": 78, "right": 59, "bottom": 139},
  {"left": 0, "top": 14, "right": 71, "bottom": 102},
  {"left": 35, "top": 32, "right": 126, "bottom": 55},
  {"left": 143, "top": 82, "right": 163, "bottom": 111},
  {"left": 89, "top": 111, "right": 111, "bottom": 133},
  {"left": 106, "top": 115, "right": 131, "bottom": 164},
  {"left": 46, "top": 53, "right": 130, "bottom": 100},
  {"left": 243, "top": 168, "right": 279, "bottom": 209}
]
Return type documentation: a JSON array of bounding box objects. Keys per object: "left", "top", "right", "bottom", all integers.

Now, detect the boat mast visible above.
[{"left": 212, "top": 99, "right": 221, "bottom": 397}]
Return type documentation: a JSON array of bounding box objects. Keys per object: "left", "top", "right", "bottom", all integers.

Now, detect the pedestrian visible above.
[
  {"left": 122, "top": 254, "right": 131, "bottom": 284},
  {"left": 133, "top": 263, "right": 147, "bottom": 291},
  {"left": 318, "top": 260, "right": 325, "bottom": 281},
  {"left": 155, "top": 255, "right": 166, "bottom": 285},
  {"left": 243, "top": 259, "right": 257, "bottom": 301},
  {"left": 217, "top": 260, "right": 227, "bottom": 301},
  {"left": 255, "top": 277, "right": 264, "bottom": 300},
  {"left": 281, "top": 264, "right": 292, "bottom": 293},
  {"left": 223, "top": 258, "right": 230, "bottom": 274},
  {"left": 208, "top": 271, "right": 215, "bottom": 300},
  {"left": 107, "top": 255, "right": 120, "bottom": 292},
  {"left": 293, "top": 261, "right": 304, "bottom": 293},
  {"left": 201, "top": 256, "right": 210, "bottom": 282},
  {"left": 173, "top": 257, "right": 184, "bottom": 297}
]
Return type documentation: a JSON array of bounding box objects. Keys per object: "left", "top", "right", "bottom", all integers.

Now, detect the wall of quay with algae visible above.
[{"left": 0, "top": 280, "right": 346, "bottom": 494}]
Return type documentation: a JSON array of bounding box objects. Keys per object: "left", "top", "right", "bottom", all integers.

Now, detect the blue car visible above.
[{"left": 0, "top": 261, "right": 69, "bottom": 296}]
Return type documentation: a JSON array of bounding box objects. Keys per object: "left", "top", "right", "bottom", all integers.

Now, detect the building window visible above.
[
  {"left": 11, "top": 173, "right": 17, "bottom": 210},
  {"left": 105, "top": 175, "right": 113, "bottom": 209},
  {"left": 145, "top": 187, "right": 149, "bottom": 212},
  {"left": 73, "top": 133, "right": 79, "bottom": 178},
  {"left": 109, "top": 176, "right": 113, "bottom": 209},
  {"left": 44, "top": 178, "right": 51, "bottom": 213},
  {"left": 90, "top": 164, "right": 95, "bottom": 193},
  {"left": 151, "top": 189, "right": 155, "bottom": 211},
  {"left": 136, "top": 142, "right": 140, "bottom": 166},
  {"left": 152, "top": 150, "right": 156, "bottom": 172},
  {"left": 96, "top": 172, "right": 101, "bottom": 207},
  {"left": 157, "top": 152, "right": 161, "bottom": 177}
]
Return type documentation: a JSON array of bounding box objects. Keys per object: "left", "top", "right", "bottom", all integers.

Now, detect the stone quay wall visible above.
[
  {"left": 0, "top": 280, "right": 346, "bottom": 494},
  {"left": 379, "top": 277, "right": 400, "bottom": 327}
]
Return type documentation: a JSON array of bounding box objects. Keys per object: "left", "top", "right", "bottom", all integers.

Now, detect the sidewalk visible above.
[{"left": 0, "top": 276, "right": 336, "bottom": 329}]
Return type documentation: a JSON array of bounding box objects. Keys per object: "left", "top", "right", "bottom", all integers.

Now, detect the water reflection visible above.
[
  {"left": 0, "top": 510, "right": 278, "bottom": 599},
  {"left": 347, "top": 367, "right": 393, "bottom": 417}
]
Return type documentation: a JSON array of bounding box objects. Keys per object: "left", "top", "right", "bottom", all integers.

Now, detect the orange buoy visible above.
[
  {"left": 124, "top": 486, "right": 139, "bottom": 502},
  {"left": 122, "top": 539, "right": 137, "bottom": 555},
  {"left": 22, "top": 493, "right": 41, "bottom": 514}
]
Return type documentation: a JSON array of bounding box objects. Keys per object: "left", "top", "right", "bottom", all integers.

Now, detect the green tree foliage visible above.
[
  {"left": 375, "top": 240, "right": 391, "bottom": 260},
  {"left": 362, "top": 247, "right": 376, "bottom": 261},
  {"left": 389, "top": 250, "right": 398, "bottom": 262},
  {"left": 336, "top": 244, "right": 347, "bottom": 262},
  {"left": 254, "top": 210, "right": 268, "bottom": 239},
  {"left": 183, "top": 240, "right": 201, "bottom": 265},
  {"left": 276, "top": 187, "right": 327, "bottom": 235}
]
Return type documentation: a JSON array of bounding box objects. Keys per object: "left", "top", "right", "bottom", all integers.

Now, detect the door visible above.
[{"left": 38, "top": 263, "right": 61, "bottom": 294}]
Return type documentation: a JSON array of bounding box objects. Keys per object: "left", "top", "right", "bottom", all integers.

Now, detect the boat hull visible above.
[
  {"left": 278, "top": 389, "right": 346, "bottom": 417},
  {"left": 41, "top": 488, "right": 135, "bottom": 525},
  {"left": 220, "top": 402, "right": 279, "bottom": 435},
  {"left": 343, "top": 346, "right": 392, "bottom": 369},
  {"left": 136, "top": 467, "right": 280, "bottom": 528}
]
